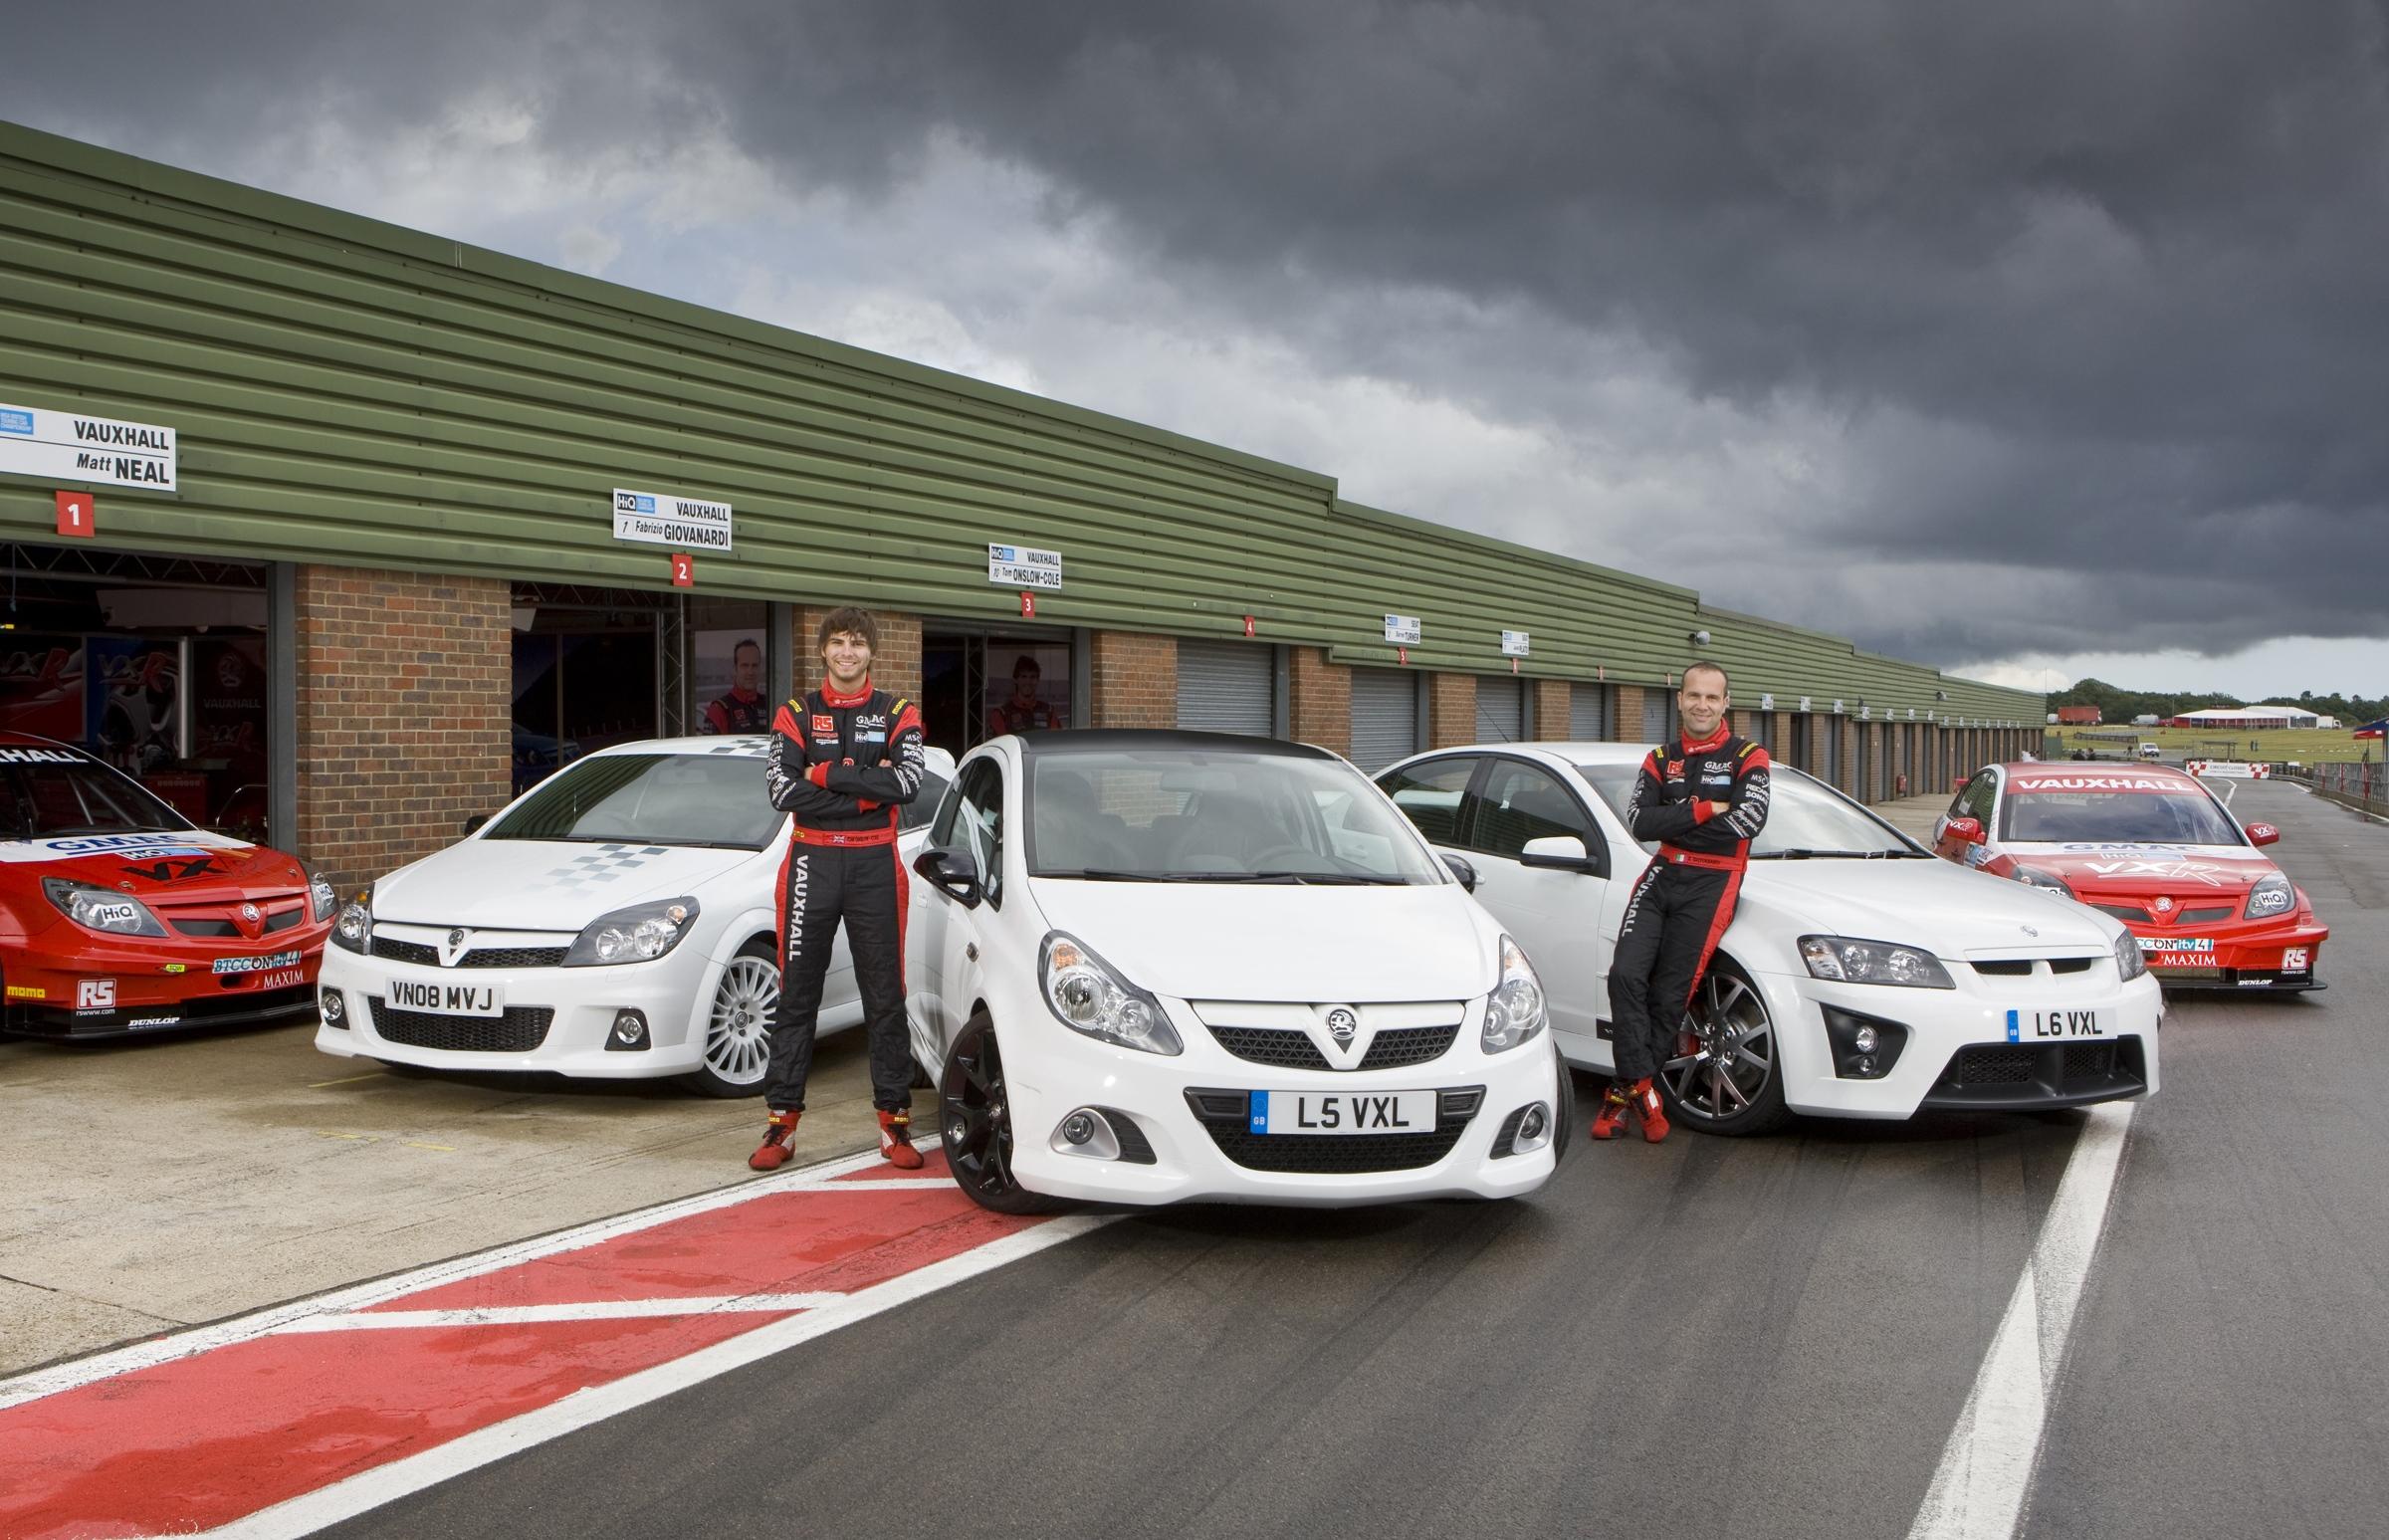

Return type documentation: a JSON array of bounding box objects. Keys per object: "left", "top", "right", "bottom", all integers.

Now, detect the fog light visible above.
[
  {"left": 606, "top": 1009, "right": 650, "bottom": 1051},
  {"left": 1853, "top": 1024, "right": 1879, "bottom": 1054},
  {"left": 1855, "top": 1054, "right": 1876, "bottom": 1076},
  {"left": 320, "top": 989, "right": 347, "bottom": 1028},
  {"left": 1822, "top": 1005, "right": 1908, "bottom": 1080},
  {"left": 1049, "top": 1106, "right": 1121, "bottom": 1161}
]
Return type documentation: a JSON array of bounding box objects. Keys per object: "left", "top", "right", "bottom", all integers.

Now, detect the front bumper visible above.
[
  {"left": 1755, "top": 964, "right": 2164, "bottom": 1120},
  {"left": 314, "top": 933, "right": 719, "bottom": 1079},
  {"left": 2131, "top": 918, "right": 2328, "bottom": 990},
  {"left": 3, "top": 930, "right": 325, "bottom": 1040},
  {"left": 997, "top": 996, "right": 1562, "bottom": 1207}
]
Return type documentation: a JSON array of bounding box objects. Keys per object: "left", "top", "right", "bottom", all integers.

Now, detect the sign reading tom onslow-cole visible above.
[
  {"left": 612, "top": 488, "right": 733, "bottom": 550},
  {"left": 988, "top": 543, "right": 1063, "bottom": 589},
  {"left": 0, "top": 401, "right": 177, "bottom": 491}
]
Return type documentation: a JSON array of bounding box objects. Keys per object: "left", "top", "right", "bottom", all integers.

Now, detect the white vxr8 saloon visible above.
[
  {"left": 315, "top": 736, "right": 951, "bottom": 1094},
  {"left": 906, "top": 731, "right": 1569, "bottom": 1211},
  {"left": 1377, "top": 743, "right": 2164, "bottom": 1135}
]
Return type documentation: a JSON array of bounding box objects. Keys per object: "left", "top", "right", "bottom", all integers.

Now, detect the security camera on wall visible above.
[{"left": 1690, "top": 629, "right": 1711, "bottom": 647}]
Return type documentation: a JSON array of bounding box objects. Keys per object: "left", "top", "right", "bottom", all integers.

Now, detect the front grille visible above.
[
  {"left": 2179, "top": 906, "right": 2234, "bottom": 925},
  {"left": 265, "top": 908, "right": 303, "bottom": 933},
  {"left": 1199, "top": 1123, "right": 1469, "bottom": 1174},
  {"left": 1105, "top": 1110, "right": 1158, "bottom": 1166},
  {"left": 1946, "top": 1046, "right": 2038, "bottom": 1084},
  {"left": 2092, "top": 904, "right": 2141, "bottom": 922},
  {"left": 2050, "top": 958, "right": 2093, "bottom": 974},
  {"left": 368, "top": 998, "right": 554, "bottom": 1052},
  {"left": 1203, "top": 1021, "right": 1459, "bottom": 1072},
  {"left": 1489, "top": 1105, "right": 1531, "bottom": 1159},
  {"left": 1971, "top": 960, "right": 2033, "bottom": 977},
  {"left": 2063, "top": 1043, "right": 2117, "bottom": 1078},
  {"left": 369, "top": 938, "right": 568, "bottom": 970}
]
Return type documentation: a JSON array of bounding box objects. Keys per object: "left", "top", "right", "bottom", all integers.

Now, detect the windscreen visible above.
[
  {"left": 1027, "top": 749, "right": 1446, "bottom": 884},
  {"left": 2000, "top": 784, "right": 2243, "bottom": 846},
  {"left": 485, "top": 753, "right": 783, "bottom": 848},
  {"left": 1576, "top": 761, "right": 1920, "bottom": 858},
  {"left": 0, "top": 751, "right": 192, "bottom": 839}
]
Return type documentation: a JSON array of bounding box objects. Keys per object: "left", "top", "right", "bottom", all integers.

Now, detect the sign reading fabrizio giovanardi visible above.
[
  {"left": 0, "top": 401, "right": 177, "bottom": 491},
  {"left": 611, "top": 488, "right": 734, "bottom": 551}
]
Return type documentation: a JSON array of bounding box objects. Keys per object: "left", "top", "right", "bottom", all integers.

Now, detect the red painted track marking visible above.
[{"left": 0, "top": 1154, "right": 1067, "bottom": 1540}]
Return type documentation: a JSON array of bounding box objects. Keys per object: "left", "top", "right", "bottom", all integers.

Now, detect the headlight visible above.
[
  {"left": 2243, "top": 874, "right": 2293, "bottom": 921},
  {"left": 1482, "top": 935, "right": 1548, "bottom": 1051},
  {"left": 563, "top": 897, "right": 700, "bottom": 967},
  {"left": 2011, "top": 866, "right": 2074, "bottom": 898},
  {"left": 304, "top": 864, "right": 337, "bottom": 923},
  {"left": 42, "top": 878, "right": 169, "bottom": 938},
  {"left": 331, "top": 886, "right": 373, "bottom": 954},
  {"left": 1040, "top": 931, "right": 1181, "bottom": 1055},
  {"left": 1799, "top": 935, "right": 1956, "bottom": 990},
  {"left": 2113, "top": 926, "right": 2146, "bottom": 983}
]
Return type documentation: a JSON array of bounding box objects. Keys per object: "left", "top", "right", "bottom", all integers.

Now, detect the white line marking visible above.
[
  {"left": 1904, "top": 1101, "right": 2137, "bottom": 1540},
  {"left": 273, "top": 1294, "right": 852, "bottom": 1332},
  {"left": 200, "top": 1215, "right": 1114, "bottom": 1539},
  {"left": 0, "top": 1150, "right": 900, "bottom": 1412}
]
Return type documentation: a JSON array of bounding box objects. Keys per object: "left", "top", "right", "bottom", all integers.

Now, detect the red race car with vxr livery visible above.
[
  {"left": 1931, "top": 762, "right": 2327, "bottom": 990},
  {"left": 0, "top": 736, "right": 334, "bottom": 1039}
]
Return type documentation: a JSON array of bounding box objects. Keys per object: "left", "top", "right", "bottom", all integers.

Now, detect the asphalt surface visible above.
[{"left": 323, "top": 781, "right": 2380, "bottom": 1540}]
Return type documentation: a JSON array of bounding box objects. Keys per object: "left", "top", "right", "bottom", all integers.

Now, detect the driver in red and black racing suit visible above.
[
  {"left": 1597, "top": 662, "right": 1771, "bottom": 1142},
  {"left": 749, "top": 607, "right": 930, "bottom": 1173}
]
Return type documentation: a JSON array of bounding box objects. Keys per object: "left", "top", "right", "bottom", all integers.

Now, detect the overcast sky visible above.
[{"left": 8, "top": 1, "right": 2386, "bottom": 697}]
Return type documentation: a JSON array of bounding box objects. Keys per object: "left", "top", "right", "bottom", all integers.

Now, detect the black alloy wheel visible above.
[
  {"left": 939, "top": 1012, "right": 1062, "bottom": 1214},
  {"left": 1658, "top": 958, "right": 1792, "bottom": 1136}
]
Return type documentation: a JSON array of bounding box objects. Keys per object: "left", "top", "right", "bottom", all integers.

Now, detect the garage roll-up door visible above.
[
  {"left": 1176, "top": 639, "right": 1273, "bottom": 735},
  {"left": 1641, "top": 691, "right": 1671, "bottom": 744},
  {"left": 1348, "top": 667, "right": 1418, "bottom": 771},
  {"left": 1571, "top": 683, "right": 1613, "bottom": 741},
  {"left": 1475, "top": 676, "right": 1524, "bottom": 743}
]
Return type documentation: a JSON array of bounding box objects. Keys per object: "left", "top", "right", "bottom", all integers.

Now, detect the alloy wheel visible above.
[
  {"left": 943, "top": 1027, "right": 1020, "bottom": 1201},
  {"left": 702, "top": 955, "right": 778, "bottom": 1088},
  {"left": 1663, "top": 970, "right": 1775, "bottom": 1122}
]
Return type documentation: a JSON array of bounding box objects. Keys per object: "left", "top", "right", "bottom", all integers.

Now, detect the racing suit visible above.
[
  {"left": 1606, "top": 726, "right": 1772, "bottom": 1084},
  {"left": 761, "top": 681, "right": 928, "bottom": 1113}
]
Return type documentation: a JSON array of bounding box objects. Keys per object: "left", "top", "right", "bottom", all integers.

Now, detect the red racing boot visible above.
[
  {"left": 1630, "top": 1078, "right": 1670, "bottom": 1144},
  {"left": 1590, "top": 1082, "right": 1632, "bottom": 1140},
  {"left": 748, "top": 1109, "right": 800, "bottom": 1172},
  {"left": 878, "top": 1108, "right": 926, "bottom": 1171}
]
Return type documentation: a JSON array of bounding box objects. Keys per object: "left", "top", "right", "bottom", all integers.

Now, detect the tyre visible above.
[
  {"left": 685, "top": 940, "right": 777, "bottom": 1098},
  {"left": 938, "top": 1012, "right": 1062, "bottom": 1214},
  {"left": 1551, "top": 1044, "right": 1577, "bottom": 1161},
  {"left": 1656, "top": 958, "right": 1791, "bottom": 1137}
]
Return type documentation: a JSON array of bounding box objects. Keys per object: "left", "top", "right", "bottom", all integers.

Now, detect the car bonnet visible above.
[
  {"left": 0, "top": 829, "right": 289, "bottom": 899},
  {"left": 1744, "top": 857, "right": 2118, "bottom": 955},
  {"left": 2006, "top": 843, "right": 2274, "bottom": 899},
  {"left": 1028, "top": 880, "right": 1501, "bottom": 1002},
  {"left": 373, "top": 839, "right": 759, "bottom": 927}
]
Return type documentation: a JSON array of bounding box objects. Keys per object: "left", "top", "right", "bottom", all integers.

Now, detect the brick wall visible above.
[
  {"left": 294, "top": 565, "right": 511, "bottom": 892},
  {"left": 1772, "top": 712, "right": 1793, "bottom": 759},
  {"left": 790, "top": 605, "right": 921, "bottom": 702},
  {"left": 1427, "top": 673, "right": 1477, "bottom": 749},
  {"left": 1090, "top": 630, "right": 1177, "bottom": 728},
  {"left": 1614, "top": 685, "right": 1648, "bottom": 743},
  {"left": 1532, "top": 679, "right": 1571, "bottom": 742},
  {"left": 1839, "top": 718, "right": 1859, "bottom": 794},
  {"left": 1287, "top": 647, "right": 1351, "bottom": 755}
]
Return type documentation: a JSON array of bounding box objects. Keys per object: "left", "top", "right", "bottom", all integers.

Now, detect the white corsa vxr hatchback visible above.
[
  {"left": 905, "top": 731, "right": 1569, "bottom": 1211},
  {"left": 1376, "top": 743, "right": 2164, "bottom": 1135},
  {"left": 315, "top": 737, "right": 951, "bottom": 1095}
]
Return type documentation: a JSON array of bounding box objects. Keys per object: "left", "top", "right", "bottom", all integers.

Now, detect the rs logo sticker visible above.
[{"left": 77, "top": 979, "right": 116, "bottom": 1010}]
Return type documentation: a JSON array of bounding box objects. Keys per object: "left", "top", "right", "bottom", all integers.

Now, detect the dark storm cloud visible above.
[{"left": 10, "top": 0, "right": 2388, "bottom": 664}]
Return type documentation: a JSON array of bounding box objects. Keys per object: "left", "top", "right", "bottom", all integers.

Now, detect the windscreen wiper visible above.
[
  {"left": 1070, "top": 868, "right": 1189, "bottom": 882},
  {"left": 1250, "top": 871, "right": 1408, "bottom": 885}
]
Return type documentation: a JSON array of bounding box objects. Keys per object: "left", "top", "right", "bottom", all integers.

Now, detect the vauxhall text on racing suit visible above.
[
  {"left": 751, "top": 678, "right": 928, "bottom": 1170},
  {"left": 1599, "top": 723, "right": 1772, "bottom": 1140}
]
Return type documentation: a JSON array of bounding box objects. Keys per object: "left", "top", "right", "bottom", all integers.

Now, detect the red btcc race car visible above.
[
  {"left": 0, "top": 737, "right": 334, "bottom": 1039},
  {"left": 1931, "top": 762, "right": 2327, "bottom": 990}
]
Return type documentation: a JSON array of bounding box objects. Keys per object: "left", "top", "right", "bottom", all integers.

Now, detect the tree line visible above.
[{"left": 2046, "top": 679, "right": 2388, "bottom": 725}]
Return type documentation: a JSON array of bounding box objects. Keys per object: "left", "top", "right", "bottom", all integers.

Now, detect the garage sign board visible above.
[
  {"left": 1500, "top": 630, "right": 1530, "bottom": 657},
  {"left": 613, "top": 488, "right": 733, "bottom": 550},
  {"left": 0, "top": 401, "right": 176, "bottom": 491},
  {"left": 1384, "top": 614, "right": 1421, "bottom": 645},
  {"left": 988, "top": 544, "right": 1063, "bottom": 589}
]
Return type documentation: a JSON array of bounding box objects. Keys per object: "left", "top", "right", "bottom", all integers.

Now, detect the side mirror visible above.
[
  {"left": 1439, "top": 852, "right": 1479, "bottom": 893},
  {"left": 2246, "top": 823, "right": 2280, "bottom": 847},
  {"left": 913, "top": 845, "right": 983, "bottom": 908},
  {"left": 1943, "top": 815, "right": 1986, "bottom": 846},
  {"left": 463, "top": 814, "right": 491, "bottom": 836},
  {"left": 1518, "top": 834, "right": 1601, "bottom": 875}
]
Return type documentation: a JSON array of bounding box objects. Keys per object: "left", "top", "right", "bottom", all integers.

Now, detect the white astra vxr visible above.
[
  {"left": 905, "top": 730, "right": 1568, "bottom": 1212},
  {"left": 315, "top": 737, "right": 951, "bottom": 1095},
  {"left": 1374, "top": 743, "right": 2163, "bottom": 1135}
]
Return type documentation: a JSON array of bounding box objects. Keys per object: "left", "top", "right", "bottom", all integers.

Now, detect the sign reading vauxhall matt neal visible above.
[
  {"left": 611, "top": 488, "right": 734, "bottom": 551},
  {"left": 0, "top": 402, "right": 177, "bottom": 491}
]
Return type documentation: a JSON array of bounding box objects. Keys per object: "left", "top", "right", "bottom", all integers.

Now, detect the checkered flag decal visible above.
[
  {"left": 535, "top": 844, "right": 673, "bottom": 893},
  {"left": 707, "top": 737, "right": 769, "bottom": 756}
]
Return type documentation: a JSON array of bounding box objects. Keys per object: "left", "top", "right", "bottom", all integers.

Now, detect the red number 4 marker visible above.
[{"left": 55, "top": 491, "right": 94, "bottom": 538}]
